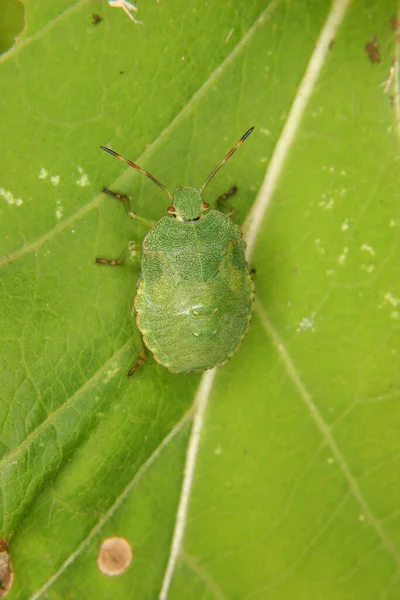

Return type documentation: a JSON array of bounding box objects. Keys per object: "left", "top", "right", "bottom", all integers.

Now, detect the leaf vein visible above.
[
  {"left": 0, "top": 0, "right": 277, "bottom": 268},
  {"left": 0, "top": 339, "right": 133, "bottom": 473},
  {"left": 181, "top": 550, "right": 228, "bottom": 600},
  {"left": 256, "top": 299, "right": 400, "bottom": 568},
  {"left": 243, "top": 0, "right": 353, "bottom": 261},
  {"left": 158, "top": 0, "right": 355, "bottom": 596},
  {"left": 0, "top": 1, "right": 88, "bottom": 65},
  {"left": 28, "top": 407, "right": 193, "bottom": 600}
]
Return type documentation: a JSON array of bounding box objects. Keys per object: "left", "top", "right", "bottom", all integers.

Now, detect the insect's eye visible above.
[
  {"left": 202, "top": 202, "right": 209, "bottom": 210},
  {"left": 167, "top": 205, "right": 176, "bottom": 214}
]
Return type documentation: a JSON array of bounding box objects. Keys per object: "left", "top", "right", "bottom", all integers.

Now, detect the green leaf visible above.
[{"left": 1, "top": 0, "right": 399, "bottom": 598}]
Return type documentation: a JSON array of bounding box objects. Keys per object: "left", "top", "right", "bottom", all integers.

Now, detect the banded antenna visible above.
[
  {"left": 199, "top": 127, "right": 254, "bottom": 194},
  {"left": 101, "top": 146, "right": 173, "bottom": 201}
]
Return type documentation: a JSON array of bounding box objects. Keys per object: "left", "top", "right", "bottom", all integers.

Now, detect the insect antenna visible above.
[
  {"left": 199, "top": 127, "right": 254, "bottom": 194},
  {"left": 101, "top": 146, "right": 173, "bottom": 200}
]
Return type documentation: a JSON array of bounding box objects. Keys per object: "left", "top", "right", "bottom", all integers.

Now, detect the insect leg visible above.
[
  {"left": 96, "top": 242, "right": 139, "bottom": 266},
  {"left": 128, "top": 352, "right": 147, "bottom": 376},
  {"left": 102, "top": 188, "right": 156, "bottom": 227},
  {"left": 216, "top": 185, "right": 238, "bottom": 218}
]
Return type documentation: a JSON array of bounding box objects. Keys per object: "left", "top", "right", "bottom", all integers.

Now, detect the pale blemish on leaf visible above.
[
  {"left": 361, "top": 264, "right": 375, "bottom": 274},
  {"left": 361, "top": 243, "right": 375, "bottom": 256},
  {"left": 337, "top": 246, "right": 349, "bottom": 264},
  {"left": 50, "top": 175, "right": 60, "bottom": 186},
  {"left": 0, "top": 188, "right": 23, "bottom": 206},
  {"left": 103, "top": 364, "right": 120, "bottom": 383},
  {"left": 76, "top": 166, "right": 90, "bottom": 187},
  {"left": 296, "top": 316, "right": 316, "bottom": 333},
  {"left": 315, "top": 238, "right": 325, "bottom": 254},
  {"left": 379, "top": 293, "right": 400, "bottom": 320},
  {"left": 341, "top": 219, "right": 349, "bottom": 231},
  {"left": 38, "top": 167, "right": 48, "bottom": 180},
  {"left": 383, "top": 292, "right": 399, "bottom": 308},
  {"left": 319, "top": 194, "right": 334, "bottom": 210}
]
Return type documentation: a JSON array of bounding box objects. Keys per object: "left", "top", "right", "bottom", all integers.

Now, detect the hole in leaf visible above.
[{"left": 0, "top": 0, "right": 25, "bottom": 56}]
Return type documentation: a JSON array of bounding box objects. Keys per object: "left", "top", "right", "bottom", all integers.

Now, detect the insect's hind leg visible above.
[
  {"left": 128, "top": 352, "right": 147, "bottom": 376},
  {"left": 128, "top": 322, "right": 148, "bottom": 376},
  {"left": 96, "top": 242, "right": 139, "bottom": 266},
  {"left": 216, "top": 185, "right": 238, "bottom": 219},
  {"left": 102, "top": 187, "right": 156, "bottom": 228}
]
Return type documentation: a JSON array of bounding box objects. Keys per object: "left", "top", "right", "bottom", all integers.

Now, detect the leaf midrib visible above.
[{"left": 7, "top": 2, "right": 281, "bottom": 595}]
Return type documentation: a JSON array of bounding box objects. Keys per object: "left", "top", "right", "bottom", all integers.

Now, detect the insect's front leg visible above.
[
  {"left": 102, "top": 188, "right": 156, "bottom": 228},
  {"left": 216, "top": 185, "right": 238, "bottom": 219}
]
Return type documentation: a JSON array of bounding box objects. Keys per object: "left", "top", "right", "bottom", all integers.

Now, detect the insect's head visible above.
[
  {"left": 167, "top": 187, "right": 208, "bottom": 221},
  {"left": 100, "top": 127, "right": 254, "bottom": 220}
]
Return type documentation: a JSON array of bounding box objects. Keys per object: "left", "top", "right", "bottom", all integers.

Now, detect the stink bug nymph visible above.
[{"left": 97, "top": 128, "right": 255, "bottom": 374}]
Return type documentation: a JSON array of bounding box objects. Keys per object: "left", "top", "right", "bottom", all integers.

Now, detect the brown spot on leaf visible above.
[
  {"left": 365, "top": 34, "right": 380, "bottom": 63},
  {"left": 92, "top": 14, "right": 103, "bottom": 25},
  {"left": 97, "top": 537, "right": 132, "bottom": 576},
  {"left": 0, "top": 539, "right": 14, "bottom": 597}
]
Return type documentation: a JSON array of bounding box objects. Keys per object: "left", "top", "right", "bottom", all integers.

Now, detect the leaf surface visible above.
[{"left": 0, "top": 1, "right": 399, "bottom": 599}]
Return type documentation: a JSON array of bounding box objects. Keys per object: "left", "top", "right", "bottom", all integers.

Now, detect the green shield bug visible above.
[{"left": 97, "top": 128, "right": 254, "bottom": 375}]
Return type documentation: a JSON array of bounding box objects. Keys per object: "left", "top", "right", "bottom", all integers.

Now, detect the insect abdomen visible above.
[
  {"left": 134, "top": 211, "right": 253, "bottom": 373},
  {"left": 135, "top": 278, "right": 252, "bottom": 373}
]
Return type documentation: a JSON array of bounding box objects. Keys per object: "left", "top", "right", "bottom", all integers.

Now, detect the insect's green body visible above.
[
  {"left": 135, "top": 187, "right": 253, "bottom": 373},
  {"left": 99, "top": 127, "right": 255, "bottom": 375}
]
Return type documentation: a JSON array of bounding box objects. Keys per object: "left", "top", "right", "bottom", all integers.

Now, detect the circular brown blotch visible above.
[
  {"left": 0, "top": 539, "right": 14, "bottom": 597},
  {"left": 97, "top": 537, "right": 132, "bottom": 576}
]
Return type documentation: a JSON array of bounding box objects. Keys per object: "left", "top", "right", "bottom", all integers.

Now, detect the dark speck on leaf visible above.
[{"left": 365, "top": 34, "right": 380, "bottom": 63}]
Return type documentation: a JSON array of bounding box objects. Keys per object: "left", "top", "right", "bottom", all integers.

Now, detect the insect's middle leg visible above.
[
  {"left": 95, "top": 187, "right": 155, "bottom": 265},
  {"left": 216, "top": 185, "right": 238, "bottom": 218}
]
